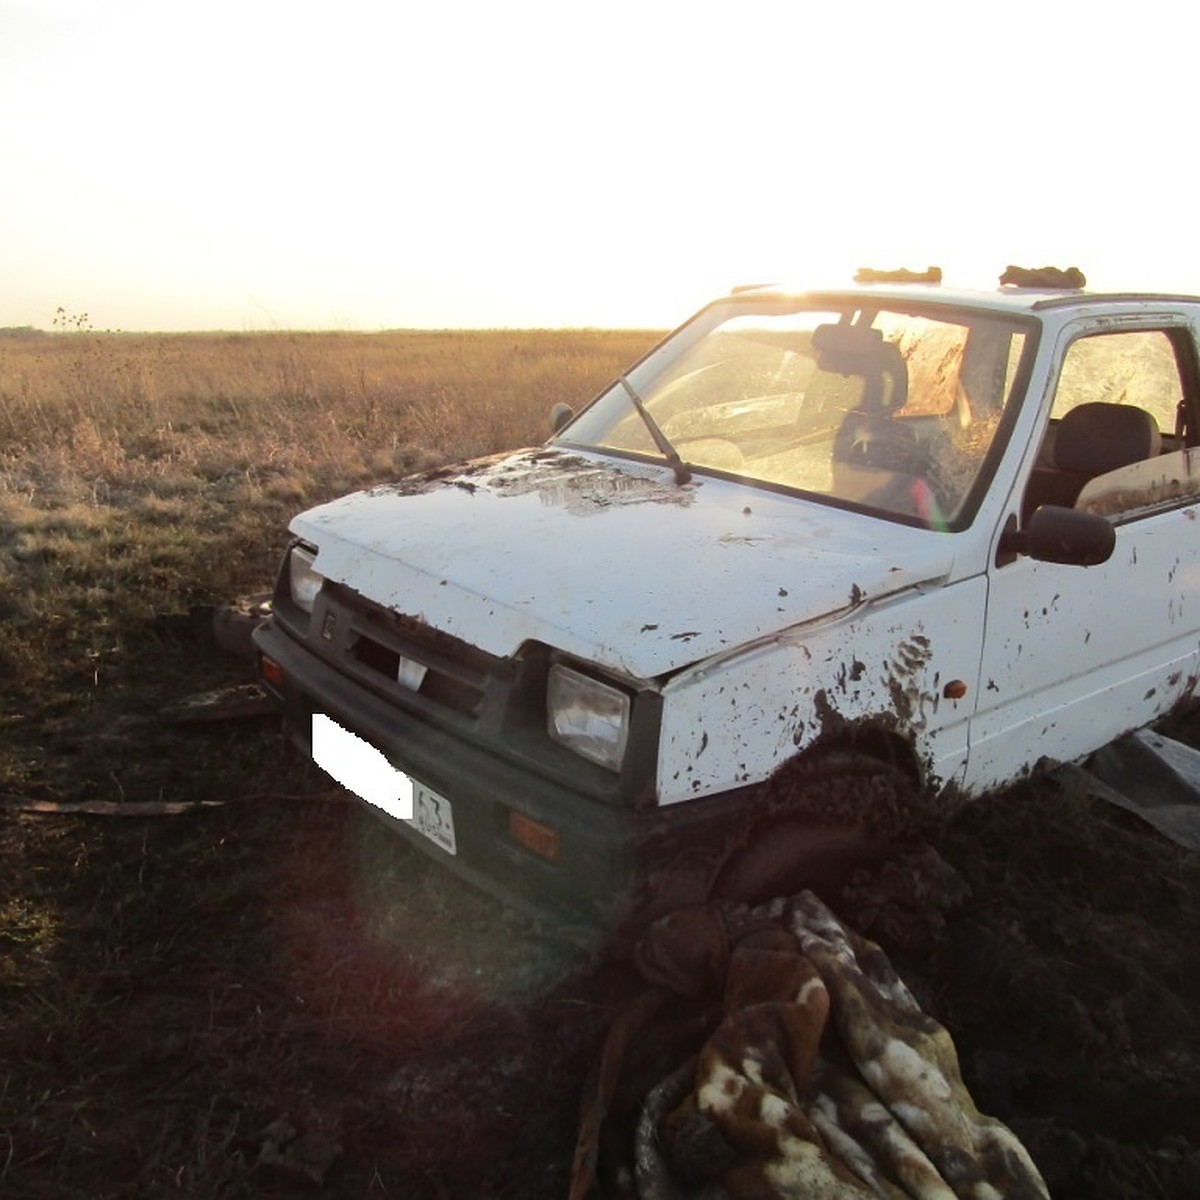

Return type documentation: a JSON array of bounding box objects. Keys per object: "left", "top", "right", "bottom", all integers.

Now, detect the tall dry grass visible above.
[
  {"left": 0, "top": 327, "right": 659, "bottom": 710},
  {"left": 0, "top": 328, "right": 661, "bottom": 1200}
]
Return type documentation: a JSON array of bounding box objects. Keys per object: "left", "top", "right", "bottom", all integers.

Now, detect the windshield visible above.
[{"left": 555, "top": 298, "right": 1033, "bottom": 529}]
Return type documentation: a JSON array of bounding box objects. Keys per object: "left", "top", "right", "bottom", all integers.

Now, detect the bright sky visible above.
[{"left": 2, "top": 0, "right": 1197, "bottom": 331}]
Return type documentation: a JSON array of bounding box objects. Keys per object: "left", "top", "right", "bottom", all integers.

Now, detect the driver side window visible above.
[
  {"left": 1051, "top": 329, "right": 1183, "bottom": 433},
  {"left": 1024, "top": 329, "right": 1191, "bottom": 521}
]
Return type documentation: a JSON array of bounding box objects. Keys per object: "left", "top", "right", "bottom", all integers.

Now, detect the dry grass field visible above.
[
  {"left": 0, "top": 327, "right": 654, "bottom": 709},
  {"left": 0, "top": 327, "right": 658, "bottom": 1198},
  {"left": 1, "top": 328, "right": 1198, "bottom": 1199}
]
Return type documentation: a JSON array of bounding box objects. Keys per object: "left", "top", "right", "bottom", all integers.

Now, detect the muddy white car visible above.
[{"left": 254, "top": 269, "right": 1200, "bottom": 934}]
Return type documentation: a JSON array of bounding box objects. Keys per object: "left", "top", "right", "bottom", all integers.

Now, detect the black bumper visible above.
[{"left": 252, "top": 618, "right": 746, "bottom": 940}]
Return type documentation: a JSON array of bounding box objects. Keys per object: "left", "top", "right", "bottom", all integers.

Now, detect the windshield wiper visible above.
[{"left": 618, "top": 376, "right": 692, "bottom": 486}]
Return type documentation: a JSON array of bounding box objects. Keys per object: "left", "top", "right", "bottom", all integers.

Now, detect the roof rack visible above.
[
  {"left": 854, "top": 266, "right": 942, "bottom": 285},
  {"left": 999, "top": 265, "right": 1086, "bottom": 289}
]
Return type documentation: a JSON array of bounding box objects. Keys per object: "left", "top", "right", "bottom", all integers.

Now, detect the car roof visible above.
[{"left": 730, "top": 281, "right": 1200, "bottom": 315}]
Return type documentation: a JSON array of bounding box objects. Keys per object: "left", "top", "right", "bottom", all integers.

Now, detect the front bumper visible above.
[{"left": 253, "top": 617, "right": 747, "bottom": 940}]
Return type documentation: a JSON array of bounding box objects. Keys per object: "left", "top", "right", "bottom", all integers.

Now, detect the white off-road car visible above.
[{"left": 254, "top": 268, "right": 1200, "bottom": 934}]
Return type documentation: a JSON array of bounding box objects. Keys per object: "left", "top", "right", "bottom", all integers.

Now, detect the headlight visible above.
[
  {"left": 288, "top": 543, "right": 324, "bottom": 613},
  {"left": 547, "top": 664, "right": 630, "bottom": 771}
]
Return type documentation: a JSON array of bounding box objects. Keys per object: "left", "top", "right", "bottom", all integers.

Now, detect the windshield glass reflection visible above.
[{"left": 556, "top": 300, "right": 1033, "bottom": 529}]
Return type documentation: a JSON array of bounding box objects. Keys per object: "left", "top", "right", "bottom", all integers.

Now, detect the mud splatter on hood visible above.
[{"left": 291, "top": 447, "right": 954, "bottom": 679}]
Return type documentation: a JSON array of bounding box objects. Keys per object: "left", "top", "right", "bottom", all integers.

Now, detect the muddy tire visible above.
[{"left": 712, "top": 749, "right": 917, "bottom": 905}]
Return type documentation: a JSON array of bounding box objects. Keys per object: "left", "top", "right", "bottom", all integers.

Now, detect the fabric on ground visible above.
[{"left": 574, "top": 891, "right": 1049, "bottom": 1200}]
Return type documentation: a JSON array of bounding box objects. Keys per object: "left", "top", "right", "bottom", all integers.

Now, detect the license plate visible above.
[
  {"left": 311, "top": 713, "right": 456, "bottom": 854},
  {"left": 409, "top": 783, "right": 457, "bottom": 856},
  {"left": 312, "top": 712, "right": 413, "bottom": 820}
]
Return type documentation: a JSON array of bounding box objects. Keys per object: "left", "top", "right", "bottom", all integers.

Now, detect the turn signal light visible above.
[
  {"left": 260, "top": 654, "right": 285, "bottom": 689},
  {"left": 508, "top": 810, "right": 561, "bottom": 862}
]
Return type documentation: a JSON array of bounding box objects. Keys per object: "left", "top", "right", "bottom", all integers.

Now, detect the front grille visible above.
[
  {"left": 311, "top": 583, "right": 503, "bottom": 729},
  {"left": 353, "top": 633, "right": 401, "bottom": 677},
  {"left": 352, "top": 632, "right": 483, "bottom": 716}
]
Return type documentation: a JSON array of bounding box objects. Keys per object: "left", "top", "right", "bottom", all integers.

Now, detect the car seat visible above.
[{"left": 1025, "top": 402, "right": 1161, "bottom": 516}]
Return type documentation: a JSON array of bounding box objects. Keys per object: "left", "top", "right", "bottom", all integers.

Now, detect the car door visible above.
[{"left": 966, "top": 318, "right": 1200, "bottom": 793}]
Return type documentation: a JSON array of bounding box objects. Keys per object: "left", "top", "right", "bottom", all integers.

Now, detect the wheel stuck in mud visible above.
[{"left": 712, "top": 748, "right": 933, "bottom": 906}]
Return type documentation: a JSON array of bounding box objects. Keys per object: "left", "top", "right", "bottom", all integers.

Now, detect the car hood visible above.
[{"left": 291, "top": 448, "right": 954, "bottom": 679}]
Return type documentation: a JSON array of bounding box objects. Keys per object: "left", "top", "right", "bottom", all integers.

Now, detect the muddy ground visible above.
[{"left": 1, "top": 644, "right": 1198, "bottom": 1198}]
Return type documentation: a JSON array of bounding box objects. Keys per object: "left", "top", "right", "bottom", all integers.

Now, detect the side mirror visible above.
[
  {"left": 549, "top": 402, "right": 574, "bottom": 434},
  {"left": 999, "top": 505, "right": 1115, "bottom": 566}
]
